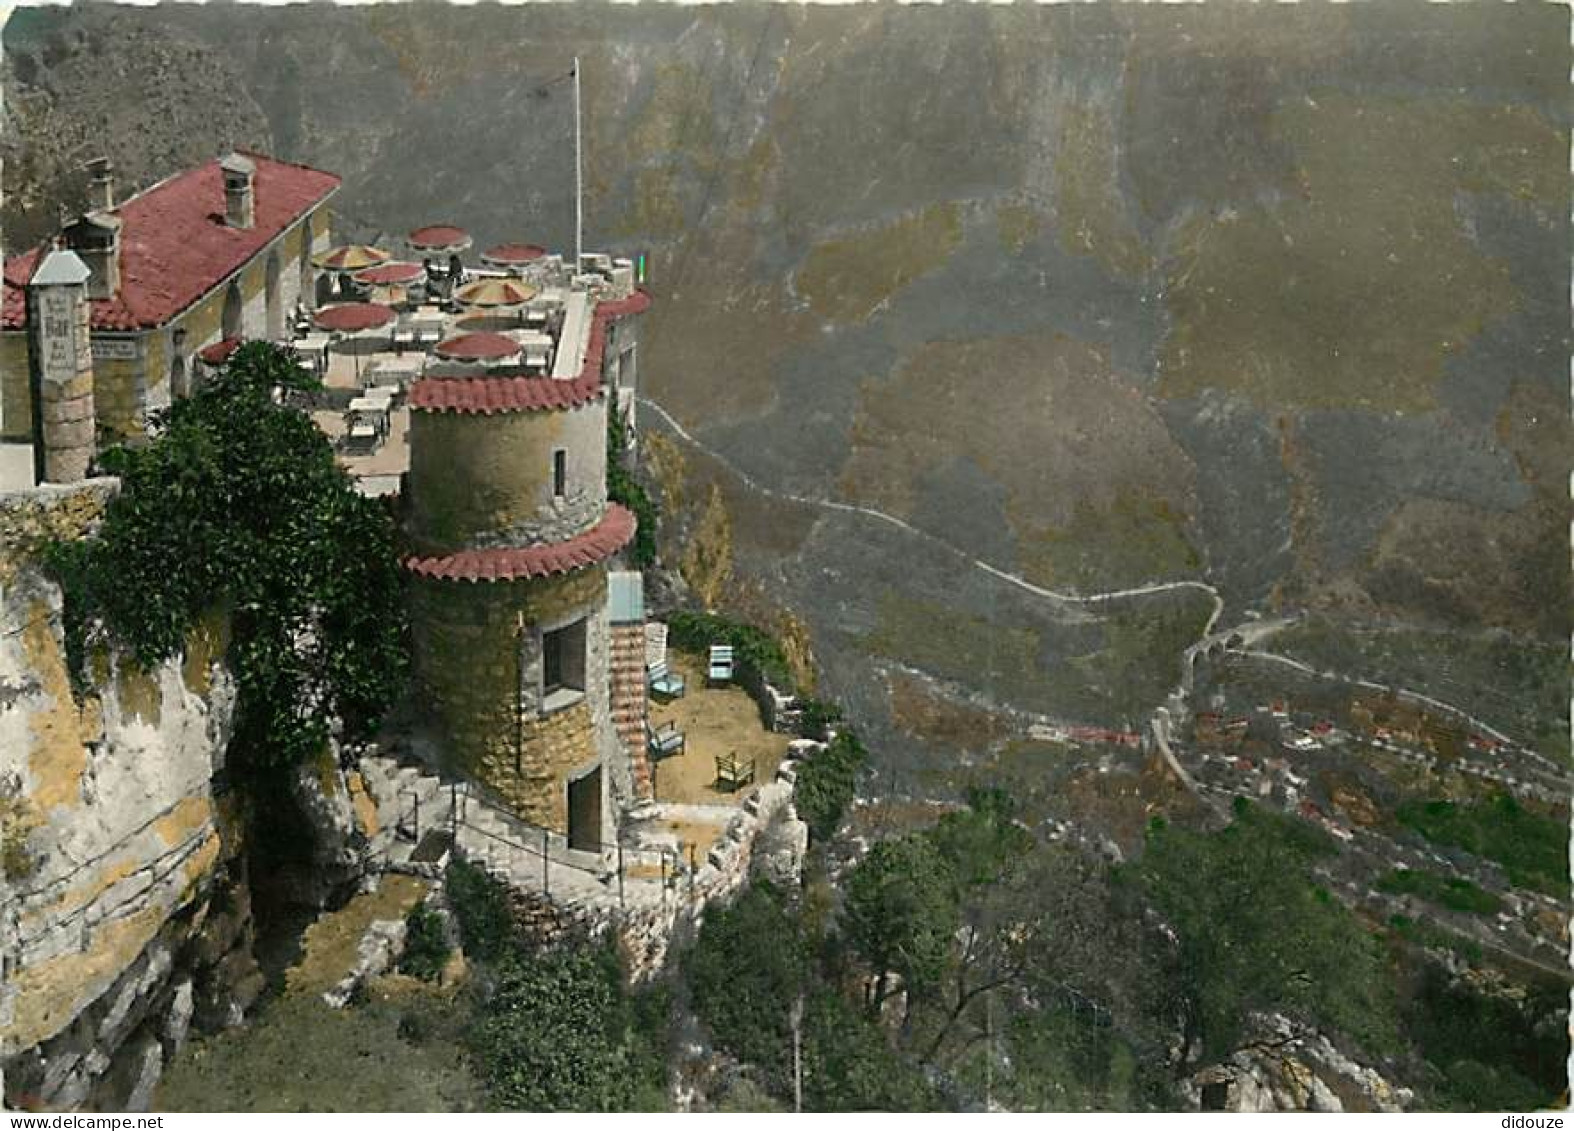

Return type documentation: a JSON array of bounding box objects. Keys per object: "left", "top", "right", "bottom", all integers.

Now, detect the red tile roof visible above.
[
  {"left": 3, "top": 151, "right": 339, "bottom": 333},
  {"left": 406, "top": 504, "right": 636, "bottom": 582},
  {"left": 408, "top": 374, "right": 604, "bottom": 414},
  {"left": 408, "top": 288, "right": 652, "bottom": 416}
]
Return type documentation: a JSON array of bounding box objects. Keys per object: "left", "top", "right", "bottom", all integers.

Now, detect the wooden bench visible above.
[{"left": 714, "top": 750, "right": 755, "bottom": 792}]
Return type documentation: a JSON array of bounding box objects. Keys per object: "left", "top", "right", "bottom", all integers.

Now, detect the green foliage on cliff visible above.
[
  {"left": 687, "top": 882, "right": 808, "bottom": 1079},
  {"left": 792, "top": 730, "right": 868, "bottom": 842},
  {"left": 399, "top": 904, "right": 452, "bottom": 982},
  {"left": 843, "top": 834, "right": 959, "bottom": 1011},
  {"left": 1375, "top": 868, "right": 1503, "bottom": 916},
  {"left": 607, "top": 405, "right": 658, "bottom": 567},
  {"left": 664, "top": 608, "right": 794, "bottom": 691},
  {"left": 46, "top": 341, "right": 408, "bottom": 770}
]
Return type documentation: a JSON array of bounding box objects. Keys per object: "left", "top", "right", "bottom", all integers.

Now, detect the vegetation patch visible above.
[
  {"left": 607, "top": 406, "right": 658, "bottom": 568},
  {"left": 399, "top": 904, "right": 452, "bottom": 982},
  {"left": 1395, "top": 794, "right": 1568, "bottom": 896},
  {"left": 793, "top": 730, "right": 869, "bottom": 843},
  {"left": 795, "top": 203, "right": 963, "bottom": 323},
  {"left": 1375, "top": 868, "right": 1503, "bottom": 916}
]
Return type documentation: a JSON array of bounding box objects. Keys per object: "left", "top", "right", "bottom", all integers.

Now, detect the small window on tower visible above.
[
  {"left": 542, "top": 618, "right": 587, "bottom": 714},
  {"left": 553, "top": 449, "right": 567, "bottom": 500}
]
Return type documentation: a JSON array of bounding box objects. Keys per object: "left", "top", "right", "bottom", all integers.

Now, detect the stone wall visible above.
[{"left": 0, "top": 481, "right": 259, "bottom": 1110}]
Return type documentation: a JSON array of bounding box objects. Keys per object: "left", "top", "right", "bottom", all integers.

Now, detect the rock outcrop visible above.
[{"left": 0, "top": 483, "right": 258, "bottom": 1111}]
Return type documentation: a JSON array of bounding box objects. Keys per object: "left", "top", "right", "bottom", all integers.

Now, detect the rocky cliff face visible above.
[{"left": 0, "top": 483, "right": 262, "bottom": 1111}]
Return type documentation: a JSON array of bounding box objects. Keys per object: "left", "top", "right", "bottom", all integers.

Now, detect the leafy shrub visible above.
[
  {"left": 470, "top": 944, "right": 661, "bottom": 1111},
  {"left": 444, "top": 859, "right": 515, "bottom": 965},
  {"left": 796, "top": 698, "right": 843, "bottom": 742},
  {"left": 793, "top": 730, "right": 868, "bottom": 843},
  {"left": 400, "top": 904, "right": 452, "bottom": 982},
  {"left": 665, "top": 610, "right": 794, "bottom": 692},
  {"left": 607, "top": 407, "right": 658, "bottom": 567},
  {"left": 1376, "top": 868, "right": 1504, "bottom": 915},
  {"left": 801, "top": 988, "right": 937, "bottom": 1111}
]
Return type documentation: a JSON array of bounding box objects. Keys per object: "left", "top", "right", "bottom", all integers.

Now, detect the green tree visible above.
[
  {"left": 843, "top": 835, "right": 959, "bottom": 1018},
  {"left": 1137, "top": 799, "right": 1399, "bottom": 1068},
  {"left": 801, "top": 988, "right": 937, "bottom": 1111},
  {"left": 48, "top": 340, "right": 407, "bottom": 771},
  {"left": 606, "top": 404, "right": 658, "bottom": 567},
  {"left": 686, "top": 881, "right": 809, "bottom": 1085}
]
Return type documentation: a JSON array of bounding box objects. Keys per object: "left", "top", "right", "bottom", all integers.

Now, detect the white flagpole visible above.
[{"left": 573, "top": 55, "right": 583, "bottom": 272}]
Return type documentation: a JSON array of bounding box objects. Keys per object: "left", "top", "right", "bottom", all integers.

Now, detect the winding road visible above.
[{"left": 637, "top": 394, "right": 1540, "bottom": 757}]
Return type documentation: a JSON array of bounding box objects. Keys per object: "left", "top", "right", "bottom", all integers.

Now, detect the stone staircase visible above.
[
  {"left": 357, "top": 754, "right": 673, "bottom": 917},
  {"left": 609, "top": 622, "right": 653, "bottom": 800}
]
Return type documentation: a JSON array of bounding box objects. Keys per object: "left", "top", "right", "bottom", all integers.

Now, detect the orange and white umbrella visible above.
[
  {"left": 454, "top": 278, "right": 539, "bottom": 310},
  {"left": 312, "top": 245, "right": 392, "bottom": 272}
]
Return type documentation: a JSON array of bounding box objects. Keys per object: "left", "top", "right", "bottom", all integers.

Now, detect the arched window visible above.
[
  {"left": 265, "top": 252, "right": 282, "bottom": 340},
  {"left": 221, "top": 279, "right": 242, "bottom": 340}
]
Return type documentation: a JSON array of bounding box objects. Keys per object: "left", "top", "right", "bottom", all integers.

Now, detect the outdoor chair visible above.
[
  {"left": 708, "top": 644, "right": 735, "bottom": 686},
  {"left": 646, "top": 719, "right": 685, "bottom": 760},
  {"left": 647, "top": 659, "right": 686, "bottom": 701},
  {"left": 714, "top": 751, "right": 755, "bottom": 793}
]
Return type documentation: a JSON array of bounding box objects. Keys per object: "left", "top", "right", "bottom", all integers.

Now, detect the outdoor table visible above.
[{"left": 293, "top": 334, "right": 331, "bottom": 375}]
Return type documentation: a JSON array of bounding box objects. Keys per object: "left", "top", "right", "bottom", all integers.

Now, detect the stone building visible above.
[
  {"left": 404, "top": 278, "right": 652, "bottom": 851},
  {"left": 1, "top": 152, "right": 339, "bottom": 471}
]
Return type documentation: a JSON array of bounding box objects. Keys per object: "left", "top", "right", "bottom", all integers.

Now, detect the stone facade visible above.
[
  {"left": 408, "top": 567, "right": 622, "bottom": 836},
  {"left": 408, "top": 399, "right": 607, "bottom": 554},
  {"left": 0, "top": 482, "right": 260, "bottom": 1110}
]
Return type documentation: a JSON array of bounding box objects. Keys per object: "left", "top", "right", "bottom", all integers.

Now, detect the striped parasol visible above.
[
  {"left": 454, "top": 278, "right": 539, "bottom": 310},
  {"left": 312, "top": 245, "right": 391, "bottom": 272}
]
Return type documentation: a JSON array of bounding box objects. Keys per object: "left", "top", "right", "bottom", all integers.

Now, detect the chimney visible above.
[
  {"left": 220, "top": 152, "right": 255, "bottom": 230},
  {"left": 27, "top": 248, "right": 98, "bottom": 484},
  {"left": 85, "top": 156, "right": 115, "bottom": 212},
  {"left": 62, "top": 211, "right": 122, "bottom": 302}
]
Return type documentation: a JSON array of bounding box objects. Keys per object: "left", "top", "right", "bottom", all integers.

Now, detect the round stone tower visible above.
[{"left": 405, "top": 359, "right": 634, "bottom": 848}]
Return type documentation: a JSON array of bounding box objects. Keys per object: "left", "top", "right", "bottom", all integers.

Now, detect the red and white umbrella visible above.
[
  {"left": 408, "top": 225, "right": 472, "bottom": 257},
  {"left": 312, "top": 245, "right": 391, "bottom": 272},
  {"left": 481, "top": 243, "right": 548, "bottom": 270},
  {"left": 454, "top": 278, "right": 538, "bottom": 310},
  {"left": 434, "top": 331, "right": 521, "bottom": 364}
]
